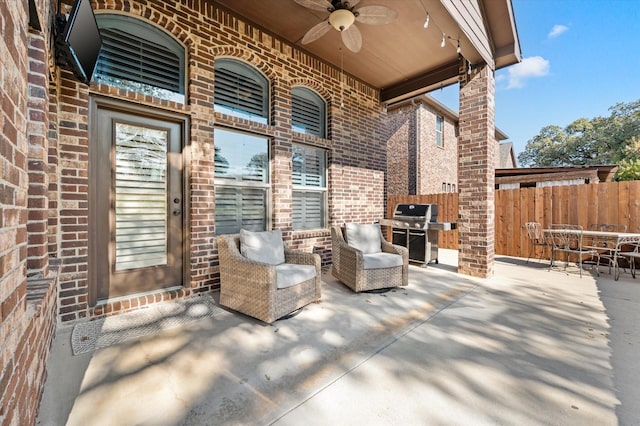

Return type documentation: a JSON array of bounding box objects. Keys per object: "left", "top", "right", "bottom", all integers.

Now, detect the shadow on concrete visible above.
[
  {"left": 37, "top": 250, "right": 629, "bottom": 425},
  {"left": 594, "top": 272, "right": 640, "bottom": 425}
]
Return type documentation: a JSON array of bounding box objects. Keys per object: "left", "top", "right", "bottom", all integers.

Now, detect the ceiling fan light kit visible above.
[
  {"left": 296, "top": 0, "right": 397, "bottom": 53},
  {"left": 329, "top": 9, "right": 355, "bottom": 31}
]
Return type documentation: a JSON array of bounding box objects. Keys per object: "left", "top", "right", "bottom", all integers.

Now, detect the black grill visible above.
[{"left": 379, "top": 203, "right": 456, "bottom": 265}]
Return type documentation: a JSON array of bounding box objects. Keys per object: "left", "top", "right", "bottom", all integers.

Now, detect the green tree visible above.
[
  {"left": 517, "top": 125, "right": 569, "bottom": 166},
  {"left": 614, "top": 136, "right": 640, "bottom": 181},
  {"left": 518, "top": 99, "right": 640, "bottom": 181}
]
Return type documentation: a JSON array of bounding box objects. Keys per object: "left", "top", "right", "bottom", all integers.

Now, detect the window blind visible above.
[
  {"left": 292, "top": 87, "right": 325, "bottom": 138},
  {"left": 96, "top": 27, "right": 182, "bottom": 94},
  {"left": 214, "top": 59, "right": 268, "bottom": 123}
]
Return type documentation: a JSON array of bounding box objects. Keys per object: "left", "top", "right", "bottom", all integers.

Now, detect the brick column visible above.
[
  {"left": 27, "top": 32, "right": 50, "bottom": 278},
  {"left": 457, "top": 60, "right": 496, "bottom": 277}
]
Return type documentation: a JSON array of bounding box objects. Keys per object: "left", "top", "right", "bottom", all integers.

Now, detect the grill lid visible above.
[{"left": 393, "top": 204, "right": 438, "bottom": 222}]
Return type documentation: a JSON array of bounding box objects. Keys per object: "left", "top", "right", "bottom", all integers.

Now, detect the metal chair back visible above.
[
  {"left": 548, "top": 224, "right": 598, "bottom": 277},
  {"left": 525, "top": 222, "right": 544, "bottom": 243},
  {"left": 525, "top": 222, "right": 550, "bottom": 263}
]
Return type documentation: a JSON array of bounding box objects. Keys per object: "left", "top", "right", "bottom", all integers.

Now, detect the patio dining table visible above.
[{"left": 543, "top": 228, "right": 640, "bottom": 280}]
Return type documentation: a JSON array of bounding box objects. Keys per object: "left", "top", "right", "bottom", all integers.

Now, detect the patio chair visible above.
[
  {"left": 548, "top": 224, "right": 600, "bottom": 278},
  {"left": 616, "top": 240, "right": 640, "bottom": 279},
  {"left": 583, "top": 223, "right": 628, "bottom": 274},
  {"left": 331, "top": 223, "right": 408, "bottom": 292},
  {"left": 217, "top": 229, "right": 321, "bottom": 323},
  {"left": 524, "top": 222, "right": 550, "bottom": 263}
]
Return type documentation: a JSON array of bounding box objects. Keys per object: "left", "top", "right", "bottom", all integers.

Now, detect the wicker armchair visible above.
[
  {"left": 217, "top": 233, "right": 321, "bottom": 323},
  {"left": 331, "top": 224, "right": 408, "bottom": 292}
]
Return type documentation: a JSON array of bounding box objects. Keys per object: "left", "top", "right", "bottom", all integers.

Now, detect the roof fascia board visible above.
[{"left": 440, "top": 0, "right": 495, "bottom": 69}]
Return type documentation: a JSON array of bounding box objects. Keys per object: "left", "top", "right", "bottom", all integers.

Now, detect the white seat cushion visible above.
[
  {"left": 362, "top": 252, "right": 403, "bottom": 270},
  {"left": 275, "top": 263, "right": 317, "bottom": 289},
  {"left": 240, "top": 229, "right": 285, "bottom": 265},
  {"left": 345, "top": 223, "right": 382, "bottom": 254}
]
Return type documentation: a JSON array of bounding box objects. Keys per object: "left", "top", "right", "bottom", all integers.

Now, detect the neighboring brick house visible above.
[
  {"left": 387, "top": 95, "right": 510, "bottom": 195},
  {"left": 0, "top": 1, "right": 519, "bottom": 423}
]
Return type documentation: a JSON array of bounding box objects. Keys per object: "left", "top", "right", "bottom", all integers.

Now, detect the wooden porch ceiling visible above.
[{"left": 212, "top": 0, "right": 521, "bottom": 104}]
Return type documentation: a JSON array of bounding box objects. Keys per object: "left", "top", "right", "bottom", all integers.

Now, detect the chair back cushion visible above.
[
  {"left": 345, "top": 223, "right": 382, "bottom": 254},
  {"left": 240, "top": 229, "right": 285, "bottom": 265}
]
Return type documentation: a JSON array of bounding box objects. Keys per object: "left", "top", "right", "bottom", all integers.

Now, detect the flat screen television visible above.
[{"left": 55, "top": 0, "right": 102, "bottom": 85}]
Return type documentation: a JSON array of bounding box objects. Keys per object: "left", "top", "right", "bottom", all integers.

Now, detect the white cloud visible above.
[
  {"left": 548, "top": 24, "right": 569, "bottom": 38},
  {"left": 506, "top": 56, "right": 550, "bottom": 89}
]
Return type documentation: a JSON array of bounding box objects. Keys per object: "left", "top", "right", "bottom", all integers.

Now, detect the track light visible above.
[{"left": 421, "top": 7, "right": 462, "bottom": 52}]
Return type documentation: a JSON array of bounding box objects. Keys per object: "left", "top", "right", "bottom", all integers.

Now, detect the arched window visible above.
[
  {"left": 94, "top": 14, "right": 186, "bottom": 103},
  {"left": 214, "top": 59, "right": 269, "bottom": 124},
  {"left": 292, "top": 87, "right": 326, "bottom": 138}
]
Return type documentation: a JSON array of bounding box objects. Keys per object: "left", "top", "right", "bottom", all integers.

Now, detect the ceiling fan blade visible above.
[
  {"left": 341, "top": 25, "right": 362, "bottom": 53},
  {"left": 355, "top": 5, "right": 398, "bottom": 25},
  {"left": 294, "top": 0, "right": 333, "bottom": 12},
  {"left": 345, "top": 0, "right": 361, "bottom": 6},
  {"left": 301, "top": 20, "right": 332, "bottom": 44}
]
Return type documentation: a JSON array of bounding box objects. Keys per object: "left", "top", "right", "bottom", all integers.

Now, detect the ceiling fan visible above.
[{"left": 295, "top": 0, "right": 398, "bottom": 53}]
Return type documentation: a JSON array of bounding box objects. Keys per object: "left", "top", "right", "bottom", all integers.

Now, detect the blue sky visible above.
[{"left": 430, "top": 0, "right": 640, "bottom": 163}]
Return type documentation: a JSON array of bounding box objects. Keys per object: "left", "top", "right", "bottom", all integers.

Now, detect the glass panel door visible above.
[{"left": 92, "top": 103, "right": 184, "bottom": 303}]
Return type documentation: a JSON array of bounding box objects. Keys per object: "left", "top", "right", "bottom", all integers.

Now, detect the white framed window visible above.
[
  {"left": 292, "top": 87, "right": 326, "bottom": 138},
  {"left": 214, "top": 59, "right": 269, "bottom": 124},
  {"left": 292, "top": 144, "right": 327, "bottom": 230},
  {"left": 436, "top": 115, "right": 444, "bottom": 147},
  {"left": 214, "top": 128, "right": 270, "bottom": 234}
]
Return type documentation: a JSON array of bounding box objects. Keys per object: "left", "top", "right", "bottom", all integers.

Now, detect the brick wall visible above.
[
  {"left": 1, "top": 0, "right": 58, "bottom": 424},
  {"left": 0, "top": 0, "right": 31, "bottom": 421},
  {"left": 50, "top": 0, "right": 387, "bottom": 322},
  {"left": 416, "top": 105, "right": 457, "bottom": 194},
  {"left": 386, "top": 104, "right": 413, "bottom": 196}
]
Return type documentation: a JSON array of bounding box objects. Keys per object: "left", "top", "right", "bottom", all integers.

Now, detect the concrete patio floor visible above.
[{"left": 36, "top": 250, "right": 640, "bottom": 425}]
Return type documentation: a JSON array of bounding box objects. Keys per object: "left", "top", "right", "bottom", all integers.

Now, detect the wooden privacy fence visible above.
[{"left": 388, "top": 180, "right": 640, "bottom": 258}]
